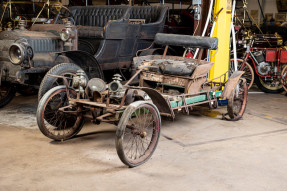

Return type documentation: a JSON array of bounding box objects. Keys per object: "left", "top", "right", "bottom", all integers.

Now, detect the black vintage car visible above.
[{"left": 0, "top": 5, "right": 168, "bottom": 107}]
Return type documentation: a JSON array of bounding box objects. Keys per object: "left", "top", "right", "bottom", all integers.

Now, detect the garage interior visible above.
[{"left": 0, "top": 0, "right": 287, "bottom": 190}]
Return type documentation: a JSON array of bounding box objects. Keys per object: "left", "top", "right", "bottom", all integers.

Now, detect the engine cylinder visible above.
[{"left": 254, "top": 51, "right": 265, "bottom": 63}]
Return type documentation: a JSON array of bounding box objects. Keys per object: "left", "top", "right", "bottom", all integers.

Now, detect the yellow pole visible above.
[{"left": 209, "top": 0, "right": 232, "bottom": 81}]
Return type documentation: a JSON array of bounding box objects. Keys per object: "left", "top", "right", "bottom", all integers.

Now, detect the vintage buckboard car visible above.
[
  {"left": 35, "top": 33, "right": 248, "bottom": 167},
  {"left": 0, "top": 5, "right": 168, "bottom": 107}
]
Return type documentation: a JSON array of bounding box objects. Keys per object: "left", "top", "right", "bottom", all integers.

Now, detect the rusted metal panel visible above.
[
  {"left": 140, "top": 72, "right": 190, "bottom": 87},
  {"left": 222, "top": 71, "right": 245, "bottom": 99}
]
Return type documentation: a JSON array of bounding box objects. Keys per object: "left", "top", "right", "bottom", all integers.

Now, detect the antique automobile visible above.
[
  {"left": 237, "top": 29, "right": 283, "bottom": 48},
  {"left": 36, "top": 33, "right": 247, "bottom": 167},
  {"left": 234, "top": 29, "right": 284, "bottom": 59},
  {"left": 0, "top": 0, "right": 65, "bottom": 30},
  {"left": 231, "top": 36, "right": 287, "bottom": 93},
  {"left": 0, "top": 5, "right": 168, "bottom": 108}
]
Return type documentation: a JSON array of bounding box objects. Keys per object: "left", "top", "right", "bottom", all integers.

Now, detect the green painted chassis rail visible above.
[
  {"left": 169, "top": 91, "right": 222, "bottom": 108},
  {"left": 116, "top": 90, "right": 222, "bottom": 117}
]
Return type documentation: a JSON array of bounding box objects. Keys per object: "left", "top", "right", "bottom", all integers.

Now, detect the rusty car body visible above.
[{"left": 36, "top": 33, "right": 248, "bottom": 168}]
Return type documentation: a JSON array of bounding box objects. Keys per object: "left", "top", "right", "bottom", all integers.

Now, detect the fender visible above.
[
  {"left": 222, "top": 71, "right": 245, "bottom": 99},
  {"left": 56, "top": 50, "right": 104, "bottom": 79},
  {"left": 130, "top": 86, "right": 175, "bottom": 119}
]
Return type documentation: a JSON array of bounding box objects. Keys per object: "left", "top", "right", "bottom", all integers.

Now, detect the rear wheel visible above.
[
  {"left": 0, "top": 82, "right": 16, "bottom": 108},
  {"left": 227, "top": 78, "right": 248, "bottom": 121},
  {"left": 37, "top": 86, "right": 84, "bottom": 141},
  {"left": 116, "top": 101, "right": 161, "bottom": 167},
  {"left": 254, "top": 75, "right": 283, "bottom": 93},
  {"left": 38, "top": 63, "right": 88, "bottom": 101},
  {"left": 281, "top": 65, "right": 287, "bottom": 92},
  {"left": 230, "top": 59, "right": 254, "bottom": 89}
]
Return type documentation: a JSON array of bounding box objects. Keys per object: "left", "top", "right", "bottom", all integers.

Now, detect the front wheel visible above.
[
  {"left": 37, "top": 86, "right": 85, "bottom": 141},
  {"left": 281, "top": 65, "right": 287, "bottom": 92},
  {"left": 38, "top": 63, "right": 88, "bottom": 101},
  {"left": 0, "top": 82, "right": 16, "bottom": 108},
  {"left": 116, "top": 101, "right": 161, "bottom": 168},
  {"left": 227, "top": 78, "right": 248, "bottom": 121},
  {"left": 230, "top": 59, "right": 254, "bottom": 89}
]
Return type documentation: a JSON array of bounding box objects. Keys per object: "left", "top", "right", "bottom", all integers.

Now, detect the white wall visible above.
[
  {"left": 263, "top": 0, "right": 278, "bottom": 15},
  {"left": 246, "top": 0, "right": 279, "bottom": 22}
]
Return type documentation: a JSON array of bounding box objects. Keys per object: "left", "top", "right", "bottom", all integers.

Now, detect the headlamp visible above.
[
  {"left": 8, "top": 41, "right": 33, "bottom": 65},
  {"left": 60, "top": 29, "right": 71, "bottom": 42}
]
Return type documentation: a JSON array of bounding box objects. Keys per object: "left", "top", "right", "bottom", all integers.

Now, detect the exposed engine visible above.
[
  {"left": 257, "top": 62, "right": 271, "bottom": 76},
  {"left": 253, "top": 51, "right": 272, "bottom": 76}
]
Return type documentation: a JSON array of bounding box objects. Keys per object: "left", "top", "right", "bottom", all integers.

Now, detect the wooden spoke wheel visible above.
[
  {"left": 37, "top": 86, "right": 84, "bottom": 141},
  {"left": 116, "top": 101, "right": 161, "bottom": 168},
  {"left": 227, "top": 78, "right": 248, "bottom": 121}
]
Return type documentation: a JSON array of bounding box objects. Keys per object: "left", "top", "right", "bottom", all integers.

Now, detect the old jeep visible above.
[{"left": 0, "top": 5, "right": 168, "bottom": 107}]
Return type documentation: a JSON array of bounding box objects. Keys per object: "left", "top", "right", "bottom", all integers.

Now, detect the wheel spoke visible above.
[
  {"left": 118, "top": 103, "right": 160, "bottom": 167},
  {"left": 39, "top": 88, "right": 83, "bottom": 140}
]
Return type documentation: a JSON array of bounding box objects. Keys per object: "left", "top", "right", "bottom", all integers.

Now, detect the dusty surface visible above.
[{"left": 0, "top": 92, "right": 287, "bottom": 191}]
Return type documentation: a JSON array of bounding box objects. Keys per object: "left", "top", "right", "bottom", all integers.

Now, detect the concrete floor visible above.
[{"left": 0, "top": 91, "right": 287, "bottom": 191}]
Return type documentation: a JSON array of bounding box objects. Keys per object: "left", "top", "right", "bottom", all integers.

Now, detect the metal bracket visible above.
[
  {"left": 192, "top": 0, "right": 202, "bottom": 5},
  {"left": 193, "top": 0, "right": 202, "bottom": 21},
  {"left": 194, "top": 6, "right": 201, "bottom": 20}
]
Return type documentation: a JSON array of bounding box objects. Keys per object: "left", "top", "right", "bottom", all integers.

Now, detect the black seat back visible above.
[
  {"left": 69, "top": 6, "right": 129, "bottom": 27},
  {"left": 129, "top": 6, "right": 163, "bottom": 23},
  {"left": 154, "top": 33, "right": 218, "bottom": 50}
]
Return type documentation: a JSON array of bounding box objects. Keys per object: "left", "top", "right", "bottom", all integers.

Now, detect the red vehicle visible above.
[{"left": 231, "top": 37, "right": 287, "bottom": 93}]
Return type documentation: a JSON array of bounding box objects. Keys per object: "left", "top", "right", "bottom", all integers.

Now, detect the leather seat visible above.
[
  {"left": 69, "top": 6, "right": 129, "bottom": 38},
  {"left": 130, "top": 6, "right": 163, "bottom": 23},
  {"left": 69, "top": 6, "right": 129, "bottom": 27},
  {"left": 154, "top": 33, "right": 218, "bottom": 50},
  {"left": 69, "top": 5, "right": 167, "bottom": 38}
]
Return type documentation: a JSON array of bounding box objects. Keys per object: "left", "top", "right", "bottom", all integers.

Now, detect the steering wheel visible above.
[{"left": 52, "top": 6, "right": 74, "bottom": 24}]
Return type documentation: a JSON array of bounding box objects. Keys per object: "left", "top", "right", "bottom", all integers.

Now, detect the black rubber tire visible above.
[
  {"left": 116, "top": 101, "right": 161, "bottom": 168},
  {"left": 254, "top": 74, "right": 284, "bottom": 93},
  {"left": 37, "top": 85, "right": 85, "bottom": 141},
  {"left": 0, "top": 82, "right": 16, "bottom": 108},
  {"left": 38, "top": 63, "right": 88, "bottom": 101}
]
